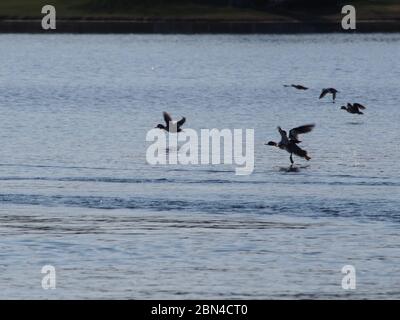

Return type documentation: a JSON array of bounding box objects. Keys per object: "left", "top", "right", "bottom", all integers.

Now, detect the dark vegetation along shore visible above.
[{"left": 0, "top": 0, "right": 399, "bottom": 33}]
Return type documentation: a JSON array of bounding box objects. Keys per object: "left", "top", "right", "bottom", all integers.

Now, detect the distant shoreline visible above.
[{"left": 1, "top": 19, "right": 400, "bottom": 34}]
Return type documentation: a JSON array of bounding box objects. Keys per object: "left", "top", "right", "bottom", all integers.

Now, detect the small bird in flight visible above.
[
  {"left": 266, "top": 124, "right": 315, "bottom": 166},
  {"left": 319, "top": 88, "right": 338, "bottom": 102},
  {"left": 284, "top": 84, "right": 309, "bottom": 90},
  {"left": 341, "top": 103, "right": 366, "bottom": 115},
  {"left": 155, "top": 112, "right": 186, "bottom": 132}
]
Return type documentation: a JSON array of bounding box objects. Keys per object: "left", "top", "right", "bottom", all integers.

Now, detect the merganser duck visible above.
[
  {"left": 341, "top": 103, "right": 366, "bottom": 115},
  {"left": 284, "top": 84, "right": 309, "bottom": 90},
  {"left": 266, "top": 124, "right": 315, "bottom": 165},
  {"left": 319, "top": 88, "right": 338, "bottom": 102},
  {"left": 155, "top": 112, "right": 186, "bottom": 133}
]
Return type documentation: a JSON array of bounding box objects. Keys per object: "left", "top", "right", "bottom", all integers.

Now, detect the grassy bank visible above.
[{"left": 0, "top": 0, "right": 399, "bottom": 21}]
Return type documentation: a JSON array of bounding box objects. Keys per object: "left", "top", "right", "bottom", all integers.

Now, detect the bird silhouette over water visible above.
[
  {"left": 155, "top": 112, "right": 186, "bottom": 133},
  {"left": 319, "top": 88, "right": 338, "bottom": 102},
  {"left": 284, "top": 84, "right": 309, "bottom": 90},
  {"left": 266, "top": 124, "right": 315, "bottom": 166},
  {"left": 341, "top": 103, "right": 366, "bottom": 115}
]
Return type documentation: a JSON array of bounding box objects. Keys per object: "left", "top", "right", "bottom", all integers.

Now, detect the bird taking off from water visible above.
[
  {"left": 266, "top": 124, "right": 315, "bottom": 166},
  {"left": 319, "top": 88, "right": 338, "bottom": 102},
  {"left": 155, "top": 112, "right": 186, "bottom": 132},
  {"left": 284, "top": 84, "right": 309, "bottom": 90},
  {"left": 341, "top": 103, "right": 366, "bottom": 115}
]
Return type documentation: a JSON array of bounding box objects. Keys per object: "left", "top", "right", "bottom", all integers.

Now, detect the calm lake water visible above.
[{"left": 0, "top": 33, "right": 399, "bottom": 299}]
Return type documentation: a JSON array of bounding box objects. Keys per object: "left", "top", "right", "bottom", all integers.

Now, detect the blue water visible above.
[{"left": 0, "top": 34, "right": 399, "bottom": 299}]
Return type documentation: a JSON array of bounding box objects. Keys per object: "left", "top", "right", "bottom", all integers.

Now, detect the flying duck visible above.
[
  {"left": 266, "top": 124, "right": 315, "bottom": 165},
  {"left": 341, "top": 103, "right": 366, "bottom": 115},
  {"left": 319, "top": 88, "right": 338, "bottom": 102},
  {"left": 284, "top": 84, "right": 309, "bottom": 90},
  {"left": 155, "top": 112, "right": 186, "bottom": 132}
]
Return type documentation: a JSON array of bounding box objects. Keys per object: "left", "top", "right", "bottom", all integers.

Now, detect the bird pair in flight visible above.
[
  {"left": 286, "top": 84, "right": 367, "bottom": 114},
  {"left": 285, "top": 84, "right": 338, "bottom": 102},
  {"left": 155, "top": 112, "right": 314, "bottom": 167},
  {"left": 319, "top": 88, "right": 367, "bottom": 113}
]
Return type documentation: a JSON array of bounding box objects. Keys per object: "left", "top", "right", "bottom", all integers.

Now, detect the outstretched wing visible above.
[
  {"left": 163, "top": 112, "right": 173, "bottom": 125},
  {"left": 353, "top": 103, "right": 366, "bottom": 110},
  {"left": 319, "top": 89, "right": 328, "bottom": 99},
  {"left": 289, "top": 124, "right": 315, "bottom": 142},
  {"left": 177, "top": 117, "right": 186, "bottom": 128}
]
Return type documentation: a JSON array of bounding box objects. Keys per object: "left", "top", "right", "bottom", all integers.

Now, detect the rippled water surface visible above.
[{"left": 0, "top": 34, "right": 399, "bottom": 299}]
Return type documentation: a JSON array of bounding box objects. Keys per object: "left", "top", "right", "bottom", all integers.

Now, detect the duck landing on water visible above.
[
  {"left": 284, "top": 84, "right": 309, "bottom": 90},
  {"left": 341, "top": 103, "right": 366, "bottom": 115},
  {"left": 319, "top": 88, "right": 338, "bottom": 102},
  {"left": 155, "top": 112, "right": 186, "bottom": 132},
  {"left": 265, "top": 124, "right": 315, "bottom": 166}
]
